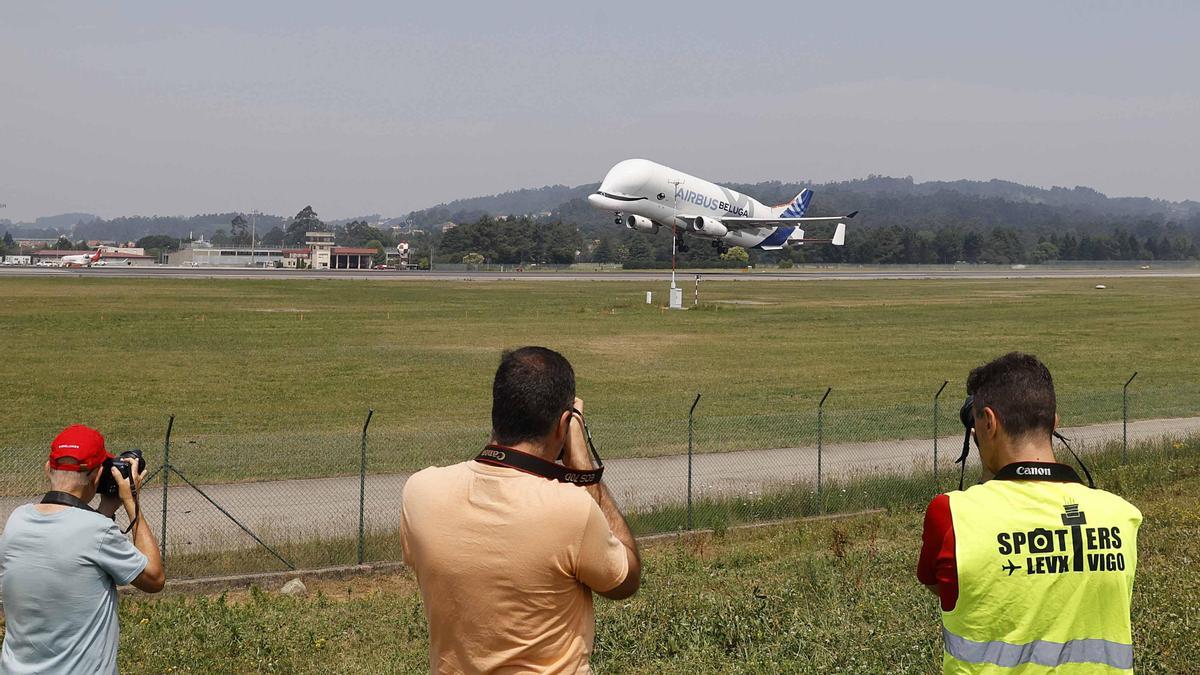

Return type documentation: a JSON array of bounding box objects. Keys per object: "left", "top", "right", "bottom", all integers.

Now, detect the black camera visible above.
[
  {"left": 97, "top": 449, "right": 144, "bottom": 497},
  {"left": 959, "top": 394, "right": 975, "bottom": 431},
  {"left": 952, "top": 396, "right": 977, "bottom": 490}
]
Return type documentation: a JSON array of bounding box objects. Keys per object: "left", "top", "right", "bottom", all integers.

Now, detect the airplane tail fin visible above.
[{"left": 772, "top": 188, "right": 813, "bottom": 218}]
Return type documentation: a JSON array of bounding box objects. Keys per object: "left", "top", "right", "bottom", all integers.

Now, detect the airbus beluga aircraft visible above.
[{"left": 587, "top": 159, "right": 856, "bottom": 253}]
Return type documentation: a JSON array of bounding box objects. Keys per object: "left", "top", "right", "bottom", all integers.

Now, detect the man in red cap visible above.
[{"left": 0, "top": 424, "right": 166, "bottom": 674}]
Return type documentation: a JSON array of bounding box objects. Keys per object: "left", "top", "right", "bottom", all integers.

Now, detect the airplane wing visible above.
[{"left": 715, "top": 211, "right": 858, "bottom": 230}]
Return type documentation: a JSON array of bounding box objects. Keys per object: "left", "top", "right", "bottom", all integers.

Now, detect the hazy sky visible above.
[{"left": 2, "top": 1, "right": 1197, "bottom": 222}]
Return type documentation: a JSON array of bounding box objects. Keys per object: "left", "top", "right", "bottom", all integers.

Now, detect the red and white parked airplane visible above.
[{"left": 59, "top": 250, "right": 103, "bottom": 267}]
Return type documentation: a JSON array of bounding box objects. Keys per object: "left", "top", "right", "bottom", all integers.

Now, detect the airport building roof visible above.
[{"left": 31, "top": 250, "right": 153, "bottom": 259}]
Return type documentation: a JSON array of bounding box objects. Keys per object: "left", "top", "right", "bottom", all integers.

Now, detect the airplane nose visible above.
[{"left": 587, "top": 193, "right": 606, "bottom": 208}]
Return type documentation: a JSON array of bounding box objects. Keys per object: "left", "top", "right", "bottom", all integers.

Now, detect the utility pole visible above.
[
  {"left": 668, "top": 179, "right": 684, "bottom": 291},
  {"left": 250, "top": 211, "right": 258, "bottom": 267}
]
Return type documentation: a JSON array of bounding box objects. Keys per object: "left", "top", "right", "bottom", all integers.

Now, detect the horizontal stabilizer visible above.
[
  {"left": 721, "top": 211, "right": 857, "bottom": 229},
  {"left": 778, "top": 222, "right": 847, "bottom": 247}
]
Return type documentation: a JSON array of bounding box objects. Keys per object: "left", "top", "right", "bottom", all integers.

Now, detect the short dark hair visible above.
[
  {"left": 966, "top": 352, "right": 1056, "bottom": 440},
  {"left": 491, "top": 347, "right": 576, "bottom": 446}
]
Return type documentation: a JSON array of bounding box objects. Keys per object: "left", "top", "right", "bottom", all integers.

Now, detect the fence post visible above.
[
  {"left": 687, "top": 393, "right": 701, "bottom": 530},
  {"left": 160, "top": 414, "right": 174, "bottom": 560},
  {"left": 358, "top": 409, "right": 375, "bottom": 565},
  {"left": 1122, "top": 372, "right": 1137, "bottom": 464},
  {"left": 933, "top": 381, "right": 948, "bottom": 489},
  {"left": 817, "top": 387, "right": 832, "bottom": 512}
]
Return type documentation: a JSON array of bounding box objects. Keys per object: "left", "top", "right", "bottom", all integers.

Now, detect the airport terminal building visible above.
[
  {"left": 168, "top": 245, "right": 285, "bottom": 267},
  {"left": 168, "top": 232, "right": 376, "bottom": 269}
]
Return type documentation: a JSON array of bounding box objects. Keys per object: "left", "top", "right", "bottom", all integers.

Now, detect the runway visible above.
[{"left": 2, "top": 265, "right": 1198, "bottom": 282}]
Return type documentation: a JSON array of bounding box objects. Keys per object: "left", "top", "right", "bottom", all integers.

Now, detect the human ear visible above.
[
  {"left": 550, "top": 410, "right": 571, "bottom": 455},
  {"left": 982, "top": 407, "right": 999, "bottom": 439}
]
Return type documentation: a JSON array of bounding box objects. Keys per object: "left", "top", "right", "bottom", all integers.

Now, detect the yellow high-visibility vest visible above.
[{"left": 943, "top": 462, "right": 1141, "bottom": 674}]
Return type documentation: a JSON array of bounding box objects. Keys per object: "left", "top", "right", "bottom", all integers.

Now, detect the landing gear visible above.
[
  {"left": 614, "top": 212, "right": 623, "bottom": 226},
  {"left": 676, "top": 236, "right": 689, "bottom": 253},
  {"left": 711, "top": 241, "right": 729, "bottom": 255}
]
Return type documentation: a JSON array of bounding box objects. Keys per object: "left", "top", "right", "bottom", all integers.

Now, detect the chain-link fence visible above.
[{"left": 2, "top": 373, "right": 1197, "bottom": 579}]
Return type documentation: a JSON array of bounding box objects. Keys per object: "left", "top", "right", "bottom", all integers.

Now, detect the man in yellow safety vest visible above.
[{"left": 917, "top": 352, "right": 1141, "bottom": 673}]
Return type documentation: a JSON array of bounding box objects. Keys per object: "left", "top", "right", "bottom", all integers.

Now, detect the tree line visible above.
[
  {"left": 434, "top": 216, "right": 580, "bottom": 265},
  {"left": 8, "top": 195, "right": 1197, "bottom": 268},
  {"left": 585, "top": 222, "right": 1199, "bottom": 268}
]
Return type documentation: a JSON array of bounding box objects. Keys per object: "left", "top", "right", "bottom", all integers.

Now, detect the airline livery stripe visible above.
[
  {"left": 943, "top": 628, "right": 1133, "bottom": 669},
  {"left": 756, "top": 226, "right": 795, "bottom": 248},
  {"left": 779, "top": 190, "right": 812, "bottom": 218}
]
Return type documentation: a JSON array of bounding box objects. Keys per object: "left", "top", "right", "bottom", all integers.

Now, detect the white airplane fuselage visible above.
[
  {"left": 586, "top": 158, "right": 848, "bottom": 250},
  {"left": 59, "top": 251, "right": 102, "bottom": 267}
]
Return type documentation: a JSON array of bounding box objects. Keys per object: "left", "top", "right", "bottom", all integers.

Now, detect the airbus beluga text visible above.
[
  {"left": 59, "top": 250, "right": 103, "bottom": 268},
  {"left": 587, "top": 159, "right": 856, "bottom": 253}
]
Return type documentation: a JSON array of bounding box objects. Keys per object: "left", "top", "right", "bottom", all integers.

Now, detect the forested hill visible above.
[
  {"left": 408, "top": 175, "right": 1200, "bottom": 235},
  {"left": 409, "top": 175, "right": 1200, "bottom": 265},
  {"left": 404, "top": 184, "right": 596, "bottom": 229},
  {"left": 820, "top": 176, "right": 1199, "bottom": 218},
  {"left": 5, "top": 175, "right": 1198, "bottom": 247}
]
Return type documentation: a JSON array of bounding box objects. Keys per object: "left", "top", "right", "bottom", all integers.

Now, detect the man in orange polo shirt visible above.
[{"left": 401, "top": 346, "right": 640, "bottom": 674}]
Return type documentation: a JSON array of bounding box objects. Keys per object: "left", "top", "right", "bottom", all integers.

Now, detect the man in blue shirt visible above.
[{"left": 0, "top": 424, "right": 166, "bottom": 674}]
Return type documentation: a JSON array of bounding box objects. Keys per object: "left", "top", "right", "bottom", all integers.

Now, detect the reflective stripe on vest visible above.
[{"left": 943, "top": 627, "right": 1133, "bottom": 670}]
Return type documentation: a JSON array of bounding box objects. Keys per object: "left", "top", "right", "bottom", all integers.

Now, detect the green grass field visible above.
[
  {"left": 2, "top": 277, "right": 1197, "bottom": 486},
  {"left": 2, "top": 437, "right": 1190, "bottom": 674}
]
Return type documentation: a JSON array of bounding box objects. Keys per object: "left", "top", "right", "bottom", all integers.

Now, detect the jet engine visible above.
[
  {"left": 624, "top": 214, "right": 660, "bottom": 234},
  {"left": 688, "top": 216, "right": 728, "bottom": 239}
]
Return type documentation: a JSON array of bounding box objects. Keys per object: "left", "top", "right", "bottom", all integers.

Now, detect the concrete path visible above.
[{"left": 3, "top": 417, "right": 1197, "bottom": 558}]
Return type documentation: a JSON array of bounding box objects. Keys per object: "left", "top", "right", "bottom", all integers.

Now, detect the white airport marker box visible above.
[{"left": 669, "top": 286, "right": 683, "bottom": 309}]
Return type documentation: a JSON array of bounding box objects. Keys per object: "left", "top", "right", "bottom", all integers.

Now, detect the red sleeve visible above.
[{"left": 917, "top": 493, "right": 958, "bottom": 611}]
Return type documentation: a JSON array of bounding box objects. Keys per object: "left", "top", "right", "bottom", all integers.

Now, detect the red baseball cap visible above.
[{"left": 49, "top": 424, "right": 113, "bottom": 472}]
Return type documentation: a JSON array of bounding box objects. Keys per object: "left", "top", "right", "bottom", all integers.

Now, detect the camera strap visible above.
[
  {"left": 955, "top": 395, "right": 1095, "bottom": 490},
  {"left": 475, "top": 408, "right": 605, "bottom": 485},
  {"left": 1052, "top": 431, "right": 1096, "bottom": 489},
  {"left": 992, "top": 461, "right": 1083, "bottom": 483},
  {"left": 42, "top": 490, "right": 136, "bottom": 532},
  {"left": 41, "top": 491, "right": 100, "bottom": 514},
  {"left": 475, "top": 445, "right": 603, "bottom": 485},
  {"left": 954, "top": 431, "right": 1096, "bottom": 491}
]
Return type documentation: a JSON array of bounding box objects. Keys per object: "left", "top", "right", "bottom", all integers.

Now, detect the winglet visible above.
[
  {"left": 845, "top": 211, "right": 859, "bottom": 219},
  {"left": 832, "top": 223, "right": 846, "bottom": 246}
]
